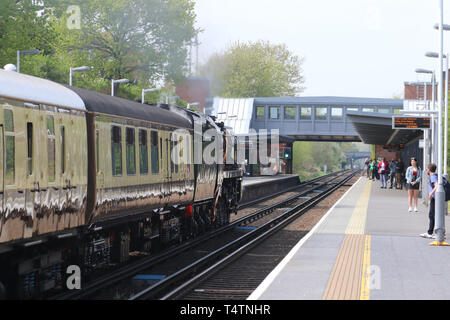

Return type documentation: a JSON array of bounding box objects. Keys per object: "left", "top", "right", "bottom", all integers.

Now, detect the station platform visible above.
[
  {"left": 240, "top": 174, "right": 300, "bottom": 205},
  {"left": 248, "top": 176, "right": 450, "bottom": 300}
]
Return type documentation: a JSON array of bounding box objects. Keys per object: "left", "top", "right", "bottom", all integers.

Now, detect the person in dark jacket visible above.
[
  {"left": 389, "top": 159, "right": 397, "bottom": 189},
  {"left": 395, "top": 158, "right": 405, "bottom": 190}
]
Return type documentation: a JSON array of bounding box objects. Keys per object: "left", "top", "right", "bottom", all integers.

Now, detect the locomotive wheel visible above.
[{"left": 215, "top": 197, "right": 229, "bottom": 226}]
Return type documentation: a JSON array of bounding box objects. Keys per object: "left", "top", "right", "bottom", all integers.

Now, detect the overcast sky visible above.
[{"left": 193, "top": 0, "right": 450, "bottom": 99}]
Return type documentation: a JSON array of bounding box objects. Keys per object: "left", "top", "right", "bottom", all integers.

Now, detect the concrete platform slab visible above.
[{"left": 249, "top": 176, "right": 450, "bottom": 300}]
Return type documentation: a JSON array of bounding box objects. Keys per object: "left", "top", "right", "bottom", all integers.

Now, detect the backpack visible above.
[{"left": 443, "top": 177, "right": 450, "bottom": 201}]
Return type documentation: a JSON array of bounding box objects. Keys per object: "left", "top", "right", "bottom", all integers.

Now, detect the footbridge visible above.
[{"left": 206, "top": 96, "right": 403, "bottom": 142}]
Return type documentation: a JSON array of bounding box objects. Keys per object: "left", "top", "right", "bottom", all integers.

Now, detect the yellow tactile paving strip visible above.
[
  {"left": 360, "top": 235, "right": 371, "bottom": 300},
  {"left": 345, "top": 180, "right": 372, "bottom": 234},
  {"left": 323, "top": 179, "right": 372, "bottom": 300}
]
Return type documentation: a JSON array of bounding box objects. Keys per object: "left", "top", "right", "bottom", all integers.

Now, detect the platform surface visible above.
[{"left": 249, "top": 176, "right": 450, "bottom": 300}]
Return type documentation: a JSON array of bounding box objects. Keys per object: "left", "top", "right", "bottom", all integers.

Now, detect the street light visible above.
[
  {"left": 431, "top": 0, "right": 447, "bottom": 245},
  {"left": 416, "top": 68, "right": 436, "bottom": 201},
  {"left": 141, "top": 88, "right": 159, "bottom": 104},
  {"left": 69, "top": 66, "right": 90, "bottom": 86},
  {"left": 415, "top": 68, "right": 433, "bottom": 74},
  {"left": 111, "top": 78, "right": 129, "bottom": 96},
  {"left": 434, "top": 23, "right": 450, "bottom": 31},
  {"left": 425, "top": 51, "right": 449, "bottom": 177},
  {"left": 17, "top": 49, "right": 40, "bottom": 73}
]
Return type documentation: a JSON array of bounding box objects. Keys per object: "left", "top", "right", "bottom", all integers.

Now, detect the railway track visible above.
[
  {"left": 54, "top": 170, "right": 357, "bottom": 300},
  {"left": 130, "top": 170, "right": 358, "bottom": 300}
]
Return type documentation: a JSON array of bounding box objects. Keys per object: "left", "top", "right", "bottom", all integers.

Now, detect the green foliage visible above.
[
  {"left": 200, "top": 40, "right": 305, "bottom": 98},
  {"left": 0, "top": 0, "right": 199, "bottom": 101},
  {"left": 293, "top": 141, "right": 346, "bottom": 180}
]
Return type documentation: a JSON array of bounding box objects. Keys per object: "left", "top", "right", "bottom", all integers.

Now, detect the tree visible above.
[
  {"left": 200, "top": 40, "right": 305, "bottom": 98},
  {"left": 0, "top": 0, "right": 199, "bottom": 101},
  {"left": 293, "top": 141, "right": 346, "bottom": 180}
]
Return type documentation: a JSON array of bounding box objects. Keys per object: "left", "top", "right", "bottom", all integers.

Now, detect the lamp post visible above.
[
  {"left": 111, "top": 78, "right": 129, "bottom": 96},
  {"left": 141, "top": 88, "right": 159, "bottom": 104},
  {"left": 425, "top": 52, "right": 449, "bottom": 177},
  {"left": 17, "top": 49, "right": 40, "bottom": 73},
  {"left": 69, "top": 66, "right": 90, "bottom": 86},
  {"left": 416, "top": 69, "right": 437, "bottom": 162},
  {"left": 416, "top": 68, "right": 435, "bottom": 202},
  {"left": 431, "top": 0, "right": 447, "bottom": 245}
]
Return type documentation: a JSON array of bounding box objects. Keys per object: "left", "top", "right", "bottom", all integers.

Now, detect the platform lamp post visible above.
[
  {"left": 142, "top": 88, "right": 159, "bottom": 104},
  {"left": 69, "top": 66, "right": 90, "bottom": 86},
  {"left": 17, "top": 49, "right": 40, "bottom": 74},
  {"left": 430, "top": 0, "right": 448, "bottom": 246},
  {"left": 416, "top": 68, "right": 435, "bottom": 194},
  {"left": 111, "top": 78, "right": 129, "bottom": 96},
  {"left": 434, "top": 23, "right": 450, "bottom": 178},
  {"left": 425, "top": 51, "right": 449, "bottom": 178}
]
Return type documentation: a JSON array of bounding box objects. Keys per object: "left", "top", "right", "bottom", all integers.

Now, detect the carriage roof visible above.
[{"left": 0, "top": 69, "right": 86, "bottom": 110}]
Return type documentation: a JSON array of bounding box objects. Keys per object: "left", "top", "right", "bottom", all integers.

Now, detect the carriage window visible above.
[
  {"left": 172, "top": 134, "right": 179, "bottom": 173},
  {"left": 139, "top": 129, "right": 148, "bottom": 175},
  {"left": 5, "top": 136, "right": 14, "bottom": 185},
  {"left": 96, "top": 130, "right": 99, "bottom": 173},
  {"left": 4, "top": 109, "right": 14, "bottom": 132},
  {"left": 47, "top": 115, "right": 54, "bottom": 135},
  {"left": 170, "top": 137, "right": 174, "bottom": 173},
  {"left": 60, "top": 126, "right": 65, "bottom": 174},
  {"left": 186, "top": 134, "right": 191, "bottom": 171},
  {"left": 111, "top": 126, "right": 122, "bottom": 176},
  {"left": 4, "top": 110, "right": 15, "bottom": 185},
  {"left": 151, "top": 131, "right": 159, "bottom": 174},
  {"left": 160, "top": 137, "right": 162, "bottom": 170},
  {"left": 126, "top": 127, "right": 136, "bottom": 175},
  {"left": 27, "top": 122, "right": 33, "bottom": 175},
  {"left": 47, "top": 115, "right": 55, "bottom": 182}
]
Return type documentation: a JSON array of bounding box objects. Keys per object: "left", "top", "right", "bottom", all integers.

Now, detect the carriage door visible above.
[{"left": 166, "top": 134, "right": 172, "bottom": 203}]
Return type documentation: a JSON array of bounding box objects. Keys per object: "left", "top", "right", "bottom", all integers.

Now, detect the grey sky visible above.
[{"left": 194, "top": 0, "right": 450, "bottom": 99}]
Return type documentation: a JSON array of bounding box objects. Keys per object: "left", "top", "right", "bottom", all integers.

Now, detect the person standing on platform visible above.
[
  {"left": 369, "top": 159, "right": 374, "bottom": 180},
  {"left": 420, "top": 163, "right": 438, "bottom": 239},
  {"left": 378, "top": 157, "right": 389, "bottom": 188},
  {"left": 365, "top": 158, "right": 371, "bottom": 178},
  {"left": 371, "top": 159, "right": 379, "bottom": 181},
  {"left": 406, "top": 157, "right": 422, "bottom": 212},
  {"left": 389, "top": 159, "right": 397, "bottom": 189},
  {"left": 395, "top": 158, "right": 405, "bottom": 190}
]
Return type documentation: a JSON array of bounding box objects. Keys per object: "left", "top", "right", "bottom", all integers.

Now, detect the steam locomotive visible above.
[{"left": 0, "top": 69, "right": 243, "bottom": 298}]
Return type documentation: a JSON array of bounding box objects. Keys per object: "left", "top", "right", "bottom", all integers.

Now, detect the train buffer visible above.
[{"left": 248, "top": 176, "right": 450, "bottom": 300}]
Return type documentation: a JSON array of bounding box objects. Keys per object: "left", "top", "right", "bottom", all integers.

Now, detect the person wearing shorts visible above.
[{"left": 405, "top": 157, "right": 422, "bottom": 212}]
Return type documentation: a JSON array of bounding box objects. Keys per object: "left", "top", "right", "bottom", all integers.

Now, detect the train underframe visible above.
[{"left": 0, "top": 177, "right": 241, "bottom": 299}]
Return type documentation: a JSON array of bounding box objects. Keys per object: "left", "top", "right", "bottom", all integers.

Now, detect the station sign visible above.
[{"left": 392, "top": 116, "right": 431, "bottom": 130}]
